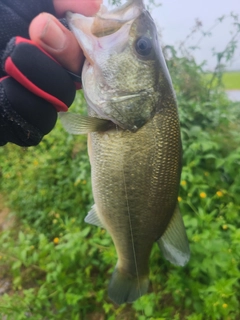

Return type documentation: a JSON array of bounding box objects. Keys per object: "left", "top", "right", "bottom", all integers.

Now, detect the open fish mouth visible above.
[{"left": 66, "top": 0, "right": 145, "bottom": 65}]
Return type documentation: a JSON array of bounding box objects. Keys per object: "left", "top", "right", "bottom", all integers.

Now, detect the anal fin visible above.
[
  {"left": 84, "top": 204, "right": 105, "bottom": 228},
  {"left": 157, "top": 205, "right": 190, "bottom": 266}
]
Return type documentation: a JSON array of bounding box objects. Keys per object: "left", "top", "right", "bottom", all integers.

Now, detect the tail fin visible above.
[{"left": 108, "top": 267, "right": 149, "bottom": 305}]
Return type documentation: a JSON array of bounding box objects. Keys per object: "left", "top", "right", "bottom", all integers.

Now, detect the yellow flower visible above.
[
  {"left": 181, "top": 180, "right": 187, "bottom": 186},
  {"left": 178, "top": 196, "right": 182, "bottom": 202},
  {"left": 222, "top": 224, "right": 228, "bottom": 230},
  {"left": 200, "top": 192, "right": 207, "bottom": 199},
  {"left": 216, "top": 191, "right": 223, "bottom": 197},
  {"left": 222, "top": 303, "right": 228, "bottom": 308},
  {"left": 53, "top": 237, "right": 59, "bottom": 244},
  {"left": 33, "top": 160, "right": 39, "bottom": 166}
]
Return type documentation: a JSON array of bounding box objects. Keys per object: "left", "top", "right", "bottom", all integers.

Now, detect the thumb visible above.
[
  {"left": 53, "top": 0, "right": 102, "bottom": 17},
  {"left": 29, "top": 13, "right": 83, "bottom": 74}
]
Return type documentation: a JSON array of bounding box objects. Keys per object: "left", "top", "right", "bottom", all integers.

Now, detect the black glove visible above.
[{"left": 0, "top": 1, "right": 78, "bottom": 147}]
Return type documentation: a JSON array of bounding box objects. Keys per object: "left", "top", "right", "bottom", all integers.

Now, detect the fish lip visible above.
[
  {"left": 66, "top": 11, "right": 95, "bottom": 65},
  {"left": 107, "top": 92, "right": 143, "bottom": 103},
  {"left": 66, "top": 0, "right": 145, "bottom": 48},
  {"left": 66, "top": 10, "right": 136, "bottom": 66}
]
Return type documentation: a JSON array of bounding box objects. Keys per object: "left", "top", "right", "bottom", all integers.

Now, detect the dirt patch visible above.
[
  {"left": 0, "top": 195, "right": 14, "bottom": 231},
  {"left": 0, "top": 208, "right": 11, "bottom": 231},
  {"left": 0, "top": 194, "right": 14, "bottom": 298}
]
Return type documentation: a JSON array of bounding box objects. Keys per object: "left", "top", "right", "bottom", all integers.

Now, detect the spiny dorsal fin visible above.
[
  {"left": 157, "top": 205, "right": 190, "bottom": 266},
  {"left": 59, "top": 112, "right": 111, "bottom": 135}
]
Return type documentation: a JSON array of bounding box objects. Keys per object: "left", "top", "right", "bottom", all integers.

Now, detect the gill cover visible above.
[{"left": 66, "top": 1, "right": 168, "bottom": 131}]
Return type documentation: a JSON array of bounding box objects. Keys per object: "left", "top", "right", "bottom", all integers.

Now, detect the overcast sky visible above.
[
  {"left": 152, "top": 0, "right": 240, "bottom": 71},
  {"left": 104, "top": 0, "right": 240, "bottom": 71}
]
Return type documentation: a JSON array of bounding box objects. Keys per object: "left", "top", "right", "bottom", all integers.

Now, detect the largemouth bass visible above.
[{"left": 60, "top": 0, "right": 190, "bottom": 305}]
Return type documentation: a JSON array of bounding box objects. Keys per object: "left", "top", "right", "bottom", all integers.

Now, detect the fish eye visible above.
[{"left": 135, "top": 36, "right": 152, "bottom": 56}]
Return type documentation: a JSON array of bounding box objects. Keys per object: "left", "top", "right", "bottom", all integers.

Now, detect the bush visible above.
[
  {"left": 0, "top": 93, "right": 92, "bottom": 239},
  {"left": 1, "top": 15, "right": 240, "bottom": 320}
]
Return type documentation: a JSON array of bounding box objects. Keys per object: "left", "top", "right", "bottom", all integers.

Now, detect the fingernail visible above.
[{"left": 41, "top": 18, "right": 66, "bottom": 50}]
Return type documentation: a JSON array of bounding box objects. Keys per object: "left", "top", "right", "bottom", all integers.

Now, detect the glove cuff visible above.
[{"left": 0, "top": 79, "right": 44, "bottom": 146}]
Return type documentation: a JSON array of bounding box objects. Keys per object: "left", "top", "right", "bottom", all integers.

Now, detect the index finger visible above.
[{"left": 53, "top": 0, "right": 103, "bottom": 17}]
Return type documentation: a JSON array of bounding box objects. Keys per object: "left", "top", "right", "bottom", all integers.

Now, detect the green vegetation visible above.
[
  {"left": 1, "top": 8, "right": 240, "bottom": 320},
  {"left": 222, "top": 71, "right": 240, "bottom": 90},
  {"left": 205, "top": 71, "right": 240, "bottom": 90}
]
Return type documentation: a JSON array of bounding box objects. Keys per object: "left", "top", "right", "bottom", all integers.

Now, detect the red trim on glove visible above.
[
  {"left": 0, "top": 76, "right": 9, "bottom": 81},
  {"left": 5, "top": 56, "right": 68, "bottom": 112},
  {"left": 15, "top": 37, "right": 82, "bottom": 90}
]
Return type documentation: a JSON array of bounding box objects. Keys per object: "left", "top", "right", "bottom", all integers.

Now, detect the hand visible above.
[
  {"left": 29, "top": 0, "right": 102, "bottom": 74},
  {"left": 0, "top": 0, "right": 102, "bottom": 147}
]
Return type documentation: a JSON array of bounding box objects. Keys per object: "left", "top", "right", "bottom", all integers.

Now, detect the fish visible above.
[{"left": 59, "top": 0, "right": 190, "bottom": 305}]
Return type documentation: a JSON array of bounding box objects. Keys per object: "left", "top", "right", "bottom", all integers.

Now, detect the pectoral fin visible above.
[
  {"left": 157, "top": 205, "right": 190, "bottom": 266},
  {"left": 84, "top": 204, "right": 105, "bottom": 228},
  {"left": 59, "top": 112, "right": 111, "bottom": 134}
]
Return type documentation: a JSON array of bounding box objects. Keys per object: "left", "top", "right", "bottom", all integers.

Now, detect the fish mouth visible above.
[{"left": 66, "top": 0, "right": 145, "bottom": 64}]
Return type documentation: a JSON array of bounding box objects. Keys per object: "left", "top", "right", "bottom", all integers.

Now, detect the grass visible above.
[
  {"left": 222, "top": 71, "right": 240, "bottom": 90},
  {"left": 204, "top": 71, "right": 240, "bottom": 90}
]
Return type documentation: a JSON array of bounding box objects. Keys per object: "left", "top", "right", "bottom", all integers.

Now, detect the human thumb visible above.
[{"left": 29, "top": 13, "right": 83, "bottom": 74}]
